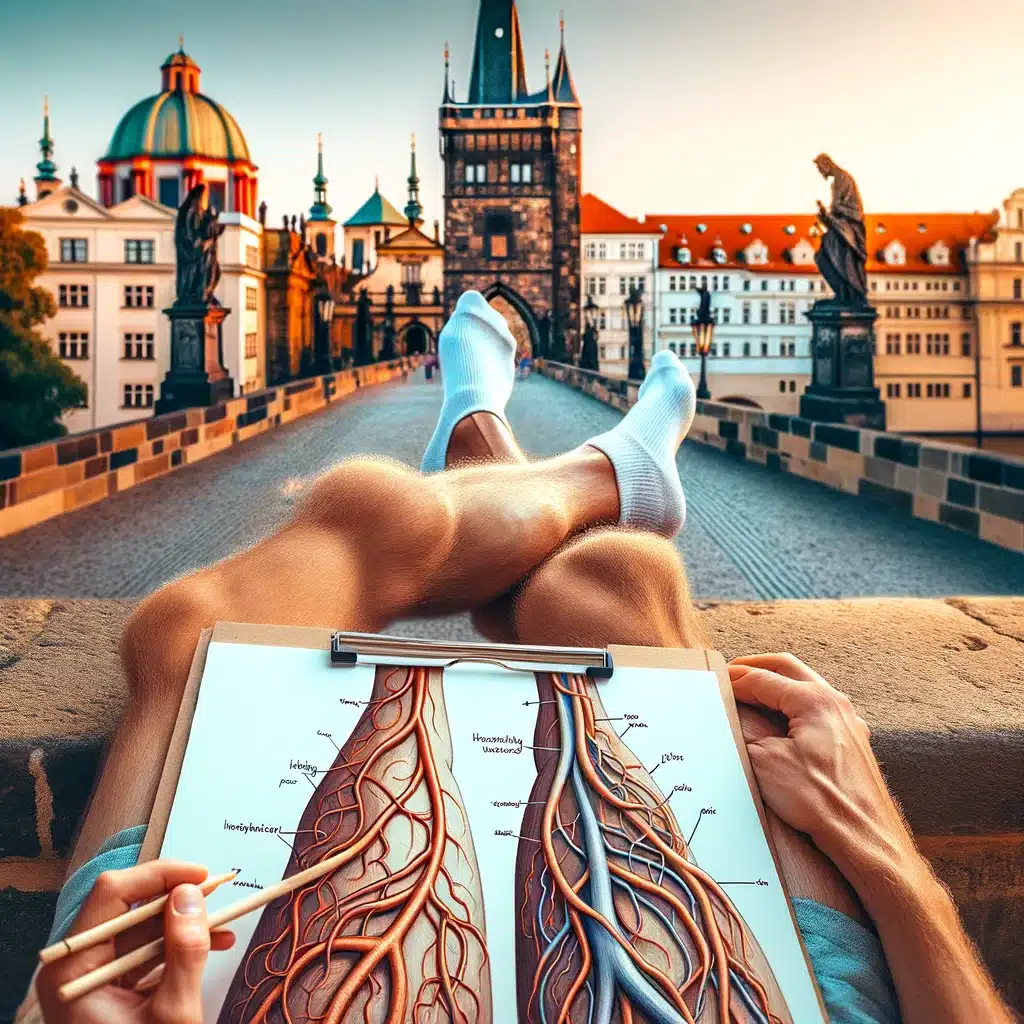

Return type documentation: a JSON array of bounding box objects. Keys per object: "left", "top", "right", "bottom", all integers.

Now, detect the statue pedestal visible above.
[
  {"left": 155, "top": 303, "right": 235, "bottom": 415},
  {"left": 800, "top": 301, "right": 886, "bottom": 430}
]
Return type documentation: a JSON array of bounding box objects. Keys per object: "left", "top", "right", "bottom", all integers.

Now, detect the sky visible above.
[{"left": 3, "top": 0, "right": 1024, "bottom": 223}]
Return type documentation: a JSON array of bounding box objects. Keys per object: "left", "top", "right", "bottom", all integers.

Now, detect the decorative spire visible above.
[
  {"left": 17, "top": 178, "right": 27, "bottom": 206},
  {"left": 442, "top": 41, "right": 452, "bottom": 104},
  {"left": 552, "top": 11, "right": 581, "bottom": 106},
  {"left": 468, "top": 0, "right": 528, "bottom": 105},
  {"left": 309, "top": 132, "right": 333, "bottom": 221},
  {"left": 375, "top": 173, "right": 380, "bottom": 193},
  {"left": 178, "top": 33, "right": 184, "bottom": 52},
  {"left": 405, "top": 134, "right": 423, "bottom": 225},
  {"left": 545, "top": 49, "right": 553, "bottom": 101},
  {"left": 35, "top": 96, "right": 58, "bottom": 183}
]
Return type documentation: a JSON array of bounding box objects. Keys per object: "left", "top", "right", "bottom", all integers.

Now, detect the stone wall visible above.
[
  {"left": 0, "top": 359, "right": 419, "bottom": 540},
  {"left": 1, "top": 598, "right": 1022, "bottom": 1018},
  {"left": 538, "top": 360, "right": 1024, "bottom": 553}
]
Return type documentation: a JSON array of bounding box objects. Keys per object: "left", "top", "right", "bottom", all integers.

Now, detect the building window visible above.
[
  {"left": 57, "top": 332, "right": 89, "bottom": 359},
  {"left": 585, "top": 243, "right": 596, "bottom": 260},
  {"left": 485, "top": 211, "right": 512, "bottom": 259},
  {"left": 125, "top": 239, "right": 155, "bottom": 264},
  {"left": 207, "top": 182, "right": 226, "bottom": 213},
  {"left": 742, "top": 302, "right": 751, "bottom": 324},
  {"left": 123, "top": 383, "right": 155, "bottom": 409},
  {"left": 742, "top": 341, "right": 751, "bottom": 356},
  {"left": 58, "top": 284, "right": 89, "bottom": 308},
  {"left": 789, "top": 380, "right": 796, "bottom": 392},
  {"left": 246, "top": 287, "right": 259, "bottom": 311},
  {"left": 598, "top": 243, "right": 607, "bottom": 260},
  {"left": 1017, "top": 242, "right": 1023, "bottom": 263},
  {"left": 780, "top": 301, "right": 796, "bottom": 325},
  {"left": 721, "top": 308, "right": 731, "bottom": 324},
  {"left": 158, "top": 176, "right": 179, "bottom": 209},
  {"left": 961, "top": 334, "right": 972, "bottom": 357},
  {"left": 352, "top": 239, "right": 365, "bottom": 271},
  {"left": 509, "top": 162, "right": 533, "bottom": 184},
  {"left": 760, "top": 280, "right": 768, "bottom": 292},
  {"left": 60, "top": 238, "right": 88, "bottom": 263},
  {"left": 908, "top": 382, "right": 922, "bottom": 398},
  {"left": 1010, "top": 322, "right": 1023, "bottom": 346},
  {"left": 245, "top": 332, "right": 258, "bottom": 359},
  {"left": 761, "top": 341, "right": 769, "bottom": 356},
  {"left": 1015, "top": 279, "right": 1022, "bottom": 300},
  {"left": 743, "top": 280, "right": 751, "bottom": 292},
  {"left": 778, "top": 380, "right": 786, "bottom": 393},
  {"left": 759, "top": 302, "right": 769, "bottom": 324},
  {"left": 246, "top": 246, "right": 260, "bottom": 269},
  {"left": 722, "top": 276, "right": 730, "bottom": 291},
  {"left": 123, "top": 332, "right": 155, "bottom": 360},
  {"left": 124, "top": 285, "right": 155, "bottom": 308},
  {"left": 722, "top": 342, "right": 731, "bottom": 357},
  {"left": 1013, "top": 365, "right": 1023, "bottom": 387},
  {"left": 963, "top": 382, "right": 972, "bottom": 398},
  {"left": 465, "top": 163, "right": 487, "bottom": 184},
  {"left": 669, "top": 308, "right": 678, "bottom": 325},
  {"left": 668, "top": 276, "right": 677, "bottom": 291},
  {"left": 886, "top": 382, "right": 901, "bottom": 398}
]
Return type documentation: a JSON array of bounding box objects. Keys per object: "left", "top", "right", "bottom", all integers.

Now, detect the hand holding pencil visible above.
[{"left": 35, "top": 861, "right": 236, "bottom": 1024}]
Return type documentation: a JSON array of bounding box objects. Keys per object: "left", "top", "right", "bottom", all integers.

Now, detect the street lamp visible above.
[
  {"left": 691, "top": 291, "right": 715, "bottom": 401},
  {"left": 315, "top": 288, "right": 336, "bottom": 376},
  {"left": 581, "top": 294, "right": 600, "bottom": 371},
  {"left": 625, "top": 284, "right": 646, "bottom": 381}
]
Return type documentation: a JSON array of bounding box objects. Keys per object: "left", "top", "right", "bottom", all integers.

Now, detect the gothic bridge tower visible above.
[{"left": 439, "top": 0, "right": 582, "bottom": 359}]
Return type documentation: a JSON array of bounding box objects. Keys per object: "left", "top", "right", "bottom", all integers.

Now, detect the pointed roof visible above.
[
  {"left": 581, "top": 194, "right": 660, "bottom": 235},
  {"left": 309, "top": 132, "right": 333, "bottom": 222},
  {"left": 35, "top": 96, "right": 58, "bottom": 183},
  {"left": 377, "top": 224, "right": 443, "bottom": 252},
  {"left": 405, "top": 134, "right": 423, "bottom": 225},
  {"left": 552, "top": 16, "right": 580, "bottom": 105},
  {"left": 344, "top": 184, "right": 407, "bottom": 228},
  {"left": 468, "top": 0, "right": 528, "bottom": 104}
]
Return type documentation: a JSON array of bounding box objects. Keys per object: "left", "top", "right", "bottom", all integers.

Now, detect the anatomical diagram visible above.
[
  {"left": 515, "top": 672, "right": 791, "bottom": 1024},
  {"left": 218, "top": 665, "right": 490, "bottom": 1023}
]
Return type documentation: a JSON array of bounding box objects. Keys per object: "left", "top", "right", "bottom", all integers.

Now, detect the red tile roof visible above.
[
  {"left": 581, "top": 193, "right": 662, "bottom": 236},
  {"left": 644, "top": 211, "right": 999, "bottom": 275}
]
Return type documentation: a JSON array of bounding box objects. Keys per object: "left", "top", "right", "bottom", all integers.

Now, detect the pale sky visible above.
[{"left": 2, "top": 0, "right": 1024, "bottom": 223}]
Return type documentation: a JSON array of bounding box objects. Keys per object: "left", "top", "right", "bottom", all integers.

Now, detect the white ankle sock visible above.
[
  {"left": 421, "top": 291, "right": 519, "bottom": 473},
  {"left": 585, "top": 350, "right": 696, "bottom": 537}
]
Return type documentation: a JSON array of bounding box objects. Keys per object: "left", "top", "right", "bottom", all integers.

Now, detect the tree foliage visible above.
[{"left": 0, "top": 207, "right": 87, "bottom": 450}]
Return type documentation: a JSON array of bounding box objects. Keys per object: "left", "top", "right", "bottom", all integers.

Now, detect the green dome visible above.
[
  {"left": 104, "top": 91, "right": 251, "bottom": 163},
  {"left": 103, "top": 50, "right": 251, "bottom": 164}
]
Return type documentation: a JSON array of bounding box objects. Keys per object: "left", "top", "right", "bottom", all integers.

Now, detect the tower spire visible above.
[
  {"left": 552, "top": 11, "right": 581, "bottom": 106},
  {"left": 442, "top": 41, "right": 452, "bottom": 104},
  {"left": 405, "top": 133, "right": 423, "bottom": 226},
  {"left": 468, "top": 0, "right": 528, "bottom": 105},
  {"left": 309, "top": 132, "right": 333, "bottom": 221},
  {"left": 34, "top": 96, "right": 60, "bottom": 199}
]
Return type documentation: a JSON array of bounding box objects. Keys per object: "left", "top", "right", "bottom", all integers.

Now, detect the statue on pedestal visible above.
[
  {"left": 175, "top": 185, "right": 225, "bottom": 306},
  {"left": 813, "top": 154, "right": 868, "bottom": 306}
]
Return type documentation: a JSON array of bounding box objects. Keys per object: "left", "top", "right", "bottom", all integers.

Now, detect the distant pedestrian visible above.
[{"left": 424, "top": 351, "right": 437, "bottom": 381}]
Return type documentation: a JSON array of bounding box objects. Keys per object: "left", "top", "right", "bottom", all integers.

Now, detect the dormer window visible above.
[
  {"left": 883, "top": 240, "right": 906, "bottom": 266},
  {"left": 740, "top": 223, "right": 753, "bottom": 235},
  {"left": 744, "top": 240, "right": 768, "bottom": 265},
  {"left": 696, "top": 223, "right": 707, "bottom": 234},
  {"left": 789, "top": 239, "right": 815, "bottom": 266},
  {"left": 676, "top": 246, "right": 691, "bottom": 264},
  {"left": 875, "top": 222, "right": 887, "bottom": 234},
  {"left": 928, "top": 241, "right": 950, "bottom": 266},
  {"left": 784, "top": 224, "right": 796, "bottom": 235},
  {"left": 712, "top": 245, "right": 727, "bottom": 264}
]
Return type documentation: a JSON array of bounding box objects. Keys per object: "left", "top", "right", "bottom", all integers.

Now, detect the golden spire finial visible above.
[
  {"left": 43, "top": 95, "right": 48, "bottom": 117},
  {"left": 444, "top": 40, "right": 450, "bottom": 62},
  {"left": 375, "top": 173, "right": 380, "bottom": 192},
  {"left": 411, "top": 132, "right": 416, "bottom": 151},
  {"left": 560, "top": 9, "right": 565, "bottom": 34},
  {"left": 178, "top": 33, "right": 184, "bottom": 51},
  {"left": 317, "top": 131, "right": 323, "bottom": 151}
]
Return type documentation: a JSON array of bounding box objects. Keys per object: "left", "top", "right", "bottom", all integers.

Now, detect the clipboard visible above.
[{"left": 139, "top": 622, "right": 829, "bottom": 1022}]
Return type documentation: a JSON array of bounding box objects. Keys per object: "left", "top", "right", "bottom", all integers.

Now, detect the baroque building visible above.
[{"left": 440, "top": 0, "right": 582, "bottom": 359}]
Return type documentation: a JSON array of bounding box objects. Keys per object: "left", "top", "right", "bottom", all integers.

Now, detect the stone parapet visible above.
[
  {"left": 538, "top": 360, "right": 1024, "bottom": 553},
  {"left": 0, "top": 359, "right": 420, "bottom": 540},
  {"left": 1, "top": 597, "right": 1023, "bottom": 1016}
]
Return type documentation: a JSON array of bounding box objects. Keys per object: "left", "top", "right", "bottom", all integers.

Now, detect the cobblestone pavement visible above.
[{"left": 1, "top": 372, "right": 1022, "bottom": 641}]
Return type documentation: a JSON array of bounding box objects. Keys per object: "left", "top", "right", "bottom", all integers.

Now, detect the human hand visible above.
[
  {"left": 37, "top": 861, "right": 235, "bottom": 1024},
  {"left": 728, "top": 653, "right": 917, "bottom": 873}
]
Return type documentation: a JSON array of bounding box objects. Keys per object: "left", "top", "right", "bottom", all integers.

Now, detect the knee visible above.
[
  {"left": 298, "top": 457, "right": 455, "bottom": 574},
  {"left": 120, "top": 579, "right": 222, "bottom": 708},
  {"left": 515, "top": 530, "right": 704, "bottom": 648}
]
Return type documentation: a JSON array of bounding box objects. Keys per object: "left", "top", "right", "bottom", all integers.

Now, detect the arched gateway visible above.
[{"left": 485, "top": 282, "right": 539, "bottom": 360}]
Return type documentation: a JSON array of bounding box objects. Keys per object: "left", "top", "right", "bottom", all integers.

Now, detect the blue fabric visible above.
[
  {"left": 794, "top": 897, "right": 901, "bottom": 1023},
  {"left": 47, "top": 825, "right": 148, "bottom": 945},
  {"left": 51, "top": 834, "right": 900, "bottom": 1022}
]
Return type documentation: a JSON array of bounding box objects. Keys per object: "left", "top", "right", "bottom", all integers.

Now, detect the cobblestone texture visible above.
[{"left": 1, "top": 372, "right": 1022, "bottom": 612}]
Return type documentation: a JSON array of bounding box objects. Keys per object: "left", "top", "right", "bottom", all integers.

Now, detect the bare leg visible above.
[
  {"left": 68, "top": 442, "right": 618, "bottom": 872},
  {"left": 512, "top": 528, "right": 870, "bottom": 924}
]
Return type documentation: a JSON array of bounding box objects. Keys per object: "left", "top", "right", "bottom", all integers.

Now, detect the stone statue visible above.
[
  {"left": 175, "top": 185, "right": 225, "bottom": 306},
  {"left": 813, "top": 154, "right": 868, "bottom": 305}
]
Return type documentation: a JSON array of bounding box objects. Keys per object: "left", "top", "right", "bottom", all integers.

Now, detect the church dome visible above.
[{"left": 103, "top": 45, "right": 252, "bottom": 164}]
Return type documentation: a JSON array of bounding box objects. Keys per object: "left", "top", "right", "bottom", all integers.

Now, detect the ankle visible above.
[
  {"left": 446, "top": 412, "right": 523, "bottom": 468},
  {"left": 553, "top": 446, "right": 621, "bottom": 525}
]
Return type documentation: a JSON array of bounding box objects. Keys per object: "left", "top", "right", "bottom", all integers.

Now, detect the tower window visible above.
[
  {"left": 352, "top": 239, "right": 365, "bottom": 271},
  {"left": 207, "top": 182, "right": 226, "bottom": 213},
  {"left": 465, "top": 163, "right": 488, "bottom": 184},
  {"left": 316, "top": 233, "right": 327, "bottom": 257},
  {"left": 158, "top": 176, "right": 180, "bottom": 209},
  {"left": 510, "top": 163, "right": 533, "bottom": 184},
  {"left": 485, "top": 211, "right": 512, "bottom": 259}
]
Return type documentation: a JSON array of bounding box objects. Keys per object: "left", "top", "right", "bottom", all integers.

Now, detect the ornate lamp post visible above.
[
  {"left": 691, "top": 302, "right": 715, "bottom": 401},
  {"left": 581, "top": 295, "right": 600, "bottom": 371},
  {"left": 625, "top": 285, "right": 646, "bottom": 381},
  {"left": 314, "top": 287, "right": 336, "bottom": 376}
]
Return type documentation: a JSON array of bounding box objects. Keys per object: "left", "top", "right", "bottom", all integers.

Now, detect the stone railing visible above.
[
  {"left": 1, "top": 597, "right": 1022, "bottom": 1017},
  {"left": 0, "top": 359, "right": 420, "bottom": 540},
  {"left": 537, "top": 361, "right": 1024, "bottom": 553}
]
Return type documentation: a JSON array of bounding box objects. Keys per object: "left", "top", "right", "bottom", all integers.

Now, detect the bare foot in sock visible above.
[
  {"left": 421, "top": 291, "right": 519, "bottom": 473},
  {"left": 584, "top": 349, "right": 696, "bottom": 537}
]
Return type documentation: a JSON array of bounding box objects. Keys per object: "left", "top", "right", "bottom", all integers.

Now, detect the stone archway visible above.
[
  {"left": 403, "top": 322, "right": 430, "bottom": 356},
  {"left": 483, "top": 283, "right": 539, "bottom": 361}
]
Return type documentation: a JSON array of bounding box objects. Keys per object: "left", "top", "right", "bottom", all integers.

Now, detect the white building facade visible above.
[{"left": 22, "top": 185, "right": 263, "bottom": 433}]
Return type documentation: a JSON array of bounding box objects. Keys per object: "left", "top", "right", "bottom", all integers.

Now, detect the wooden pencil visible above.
[
  {"left": 38, "top": 870, "right": 238, "bottom": 966},
  {"left": 57, "top": 837, "right": 375, "bottom": 1003}
]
